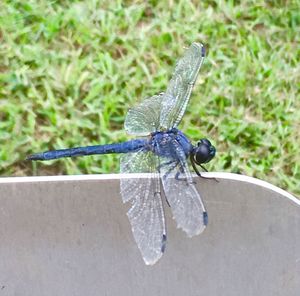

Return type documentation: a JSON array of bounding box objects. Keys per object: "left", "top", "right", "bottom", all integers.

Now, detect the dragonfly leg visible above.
[
  {"left": 200, "top": 164, "right": 208, "bottom": 172},
  {"left": 200, "top": 166, "right": 219, "bottom": 183},
  {"left": 175, "top": 170, "right": 186, "bottom": 181},
  {"left": 190, "top": 155, "right": 219, "bottom": 183},
  {"left": 175, "top": 169, "right": 196, "bottom": 185},
  {"left": 160, "top": 162, "right": 177, "bottom": 181}
]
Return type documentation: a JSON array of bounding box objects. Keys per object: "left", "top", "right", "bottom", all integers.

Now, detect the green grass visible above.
[{"left": 0, "top": 0, "right": 299, "bottom": 196}]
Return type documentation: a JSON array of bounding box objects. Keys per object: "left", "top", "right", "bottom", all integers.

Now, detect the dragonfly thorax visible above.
[{"left": 149, "top": 129, "right": 193, "bottom": 159}]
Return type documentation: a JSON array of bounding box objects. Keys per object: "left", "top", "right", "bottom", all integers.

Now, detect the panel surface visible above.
[{"left": 0, "top": 173, "right": 299, "bottom": 296}]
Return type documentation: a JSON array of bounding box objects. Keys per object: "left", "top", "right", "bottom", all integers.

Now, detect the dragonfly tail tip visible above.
[
  {"left": 26, "top": 153, "right": 43, "bottom": 161},
  {"left": 25, "top": 155, "right": 33, "bottom": 161}
]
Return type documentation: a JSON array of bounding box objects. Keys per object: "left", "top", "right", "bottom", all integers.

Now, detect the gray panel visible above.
[{"left": 0, "top": 173, "right": 299, "bottom": 296}]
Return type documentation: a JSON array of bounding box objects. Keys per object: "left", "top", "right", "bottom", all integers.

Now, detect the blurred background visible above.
[{"left": 0, "top": 1, "right": 299, "bottom": 196}]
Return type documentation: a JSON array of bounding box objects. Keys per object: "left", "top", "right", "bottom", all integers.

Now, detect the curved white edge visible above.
[
  {"left": 208, "top": 172, "right": 300, "bottom": 205},
  {"left": 0, "top": 172, "right": 299, "bottom": 205}
]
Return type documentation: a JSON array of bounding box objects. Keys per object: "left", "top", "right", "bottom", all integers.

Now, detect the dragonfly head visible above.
[{"left": 191, "top": 138, "right": 216, "bottom": 165}]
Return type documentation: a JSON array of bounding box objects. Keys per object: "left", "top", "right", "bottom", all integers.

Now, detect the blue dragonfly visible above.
[{"left": 27, "top": 42, "right": 216, "bottom": 265}]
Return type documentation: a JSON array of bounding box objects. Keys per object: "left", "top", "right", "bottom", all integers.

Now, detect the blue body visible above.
[{"left": 27, "top": 129, "right": 193, "bottom": 161}]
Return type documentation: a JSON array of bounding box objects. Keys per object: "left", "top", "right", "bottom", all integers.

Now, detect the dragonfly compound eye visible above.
[
  {"left": 194, "top": 138, "right": 216, "bottom": 164},
  {"left": 197, "top": 138, "right": 211, "bottom": 147}
]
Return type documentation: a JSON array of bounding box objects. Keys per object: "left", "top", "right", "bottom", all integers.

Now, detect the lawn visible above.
[{"left": 1, "top": 0, "right": 299, "bottom": 196}]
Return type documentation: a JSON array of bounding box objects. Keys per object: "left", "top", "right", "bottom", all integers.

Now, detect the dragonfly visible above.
[{"left": 27, "top": 42, "right": 216, "bottom": 265}]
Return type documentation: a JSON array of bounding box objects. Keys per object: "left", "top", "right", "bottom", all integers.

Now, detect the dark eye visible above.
[
  {"left": 193, "top": 138, "right": 216, "bottom": 164},
  {"left": 198, "top": 138, "right": 211, "bottom": 147},
  {"left": 195, "top": 145, "right": 210, "bottom": 164}
]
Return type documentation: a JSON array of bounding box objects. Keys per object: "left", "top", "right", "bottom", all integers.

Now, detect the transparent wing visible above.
[
  {"left": 120, "top": 149, "right": 166, "bottom": 265},
  {"left": 159, "top": 140, "right": 207, "bottom": 237},
  {"left": 124, "top": 93, "right": 163, "bottom": 136},
  {"left": 160, "top": 42, "right": 205, "bottom": 129}
]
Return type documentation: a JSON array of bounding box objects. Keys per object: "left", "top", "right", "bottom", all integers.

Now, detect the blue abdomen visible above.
[{"left": 27, "top": 138, "right": 148, "bottom": 161}]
